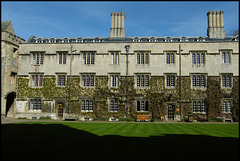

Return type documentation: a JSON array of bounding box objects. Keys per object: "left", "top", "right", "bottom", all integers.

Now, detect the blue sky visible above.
[{"left": 1, "top": 1, "right": 239, "bottom": 41}]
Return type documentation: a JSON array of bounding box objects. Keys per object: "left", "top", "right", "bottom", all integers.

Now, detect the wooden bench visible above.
[{"left": 136, "top": 115, "right": 150, "bottom": 122}]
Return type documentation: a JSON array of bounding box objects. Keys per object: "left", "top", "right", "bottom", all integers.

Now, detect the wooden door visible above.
[
  {"left": 167, "top": 105, "right": 174, "bottom": 120},
  {"left": 57, "top": 103, "right": 64, "bottom": 118}
]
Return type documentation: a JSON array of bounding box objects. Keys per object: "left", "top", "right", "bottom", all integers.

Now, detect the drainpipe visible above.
[
  {"left": 69, "top": 44, "right": 76, "bottom": 114},
  {"left": 179, "top": 44, "right": 182, "bottom": 119},
  {"left": 125, "top": 45, "right": 130, "bottom": 76}
]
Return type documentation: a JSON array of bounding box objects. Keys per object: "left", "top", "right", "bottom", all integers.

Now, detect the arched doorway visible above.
[
  {"left": 57, "top": 103, "right": 64, "bottom": 118},
  {"left": 6, "top": 92, "right": 16, "bottom": 117}
]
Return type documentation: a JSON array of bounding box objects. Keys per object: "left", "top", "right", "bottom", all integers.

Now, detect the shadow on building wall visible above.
[{"left": 1, "top": 123, "right": 239, "bottom": 160}]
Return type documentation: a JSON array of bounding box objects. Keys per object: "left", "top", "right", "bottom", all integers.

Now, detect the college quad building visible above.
[{"left": 3, "top": 10, "right": 239, "bottom": 122}]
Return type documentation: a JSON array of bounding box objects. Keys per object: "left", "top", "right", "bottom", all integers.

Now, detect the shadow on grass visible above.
[{"left": 1, "top": 124, "right": 239, "bottom": 160}]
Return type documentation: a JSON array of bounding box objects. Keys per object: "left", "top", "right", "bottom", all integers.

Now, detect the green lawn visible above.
[{"left": 1, "top": 122, "right": 239, "bottom": 160}]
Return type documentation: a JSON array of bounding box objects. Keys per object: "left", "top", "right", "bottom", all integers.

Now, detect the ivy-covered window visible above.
[
  {"left": 81, "top": 99, "right": 94, "bottom": 112},
  {"left": 109, "top": 100, "right": 118, "bottom": 112},
  {"left": 221, "top": 74, "right": 232, "bottom": 88},
  {"left": 29, "top": 99, "right": 41, "bottom": 110},
  {"left": 192, "top": 74, "right": 206, "bottom": 89},
  {"left": 136, "top": 74, "right": 149, "bottom": 88},
  {"left": 82, "top": 74, "right": 95, "bottom": 88},
  {"left": 110, "top": 75, "right": 119, "bottom": 88},
  {"left": 222, "top": 100, "right": 232, "bottom": 113},
  {"left": 166, "top": 74, "right": 176, "bottom": 88},
  {"left": 136, "top": 100, "right": 149, "bottom": 112},
  {"left": 192, "top": 101, "right": 206, "bottom": 113},
  {"left": 57, "top": 75, "right": 66, "bottom": 87},
  {"left": 31, "top": 74, "right": 43, "bottom": 87}
]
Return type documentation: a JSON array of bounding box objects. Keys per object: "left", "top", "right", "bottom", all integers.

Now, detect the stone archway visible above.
[{"left": 6, "top": 92, "right": 16, "bottom": 117}]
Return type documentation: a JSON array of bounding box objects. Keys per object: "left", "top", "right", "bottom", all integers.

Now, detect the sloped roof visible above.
[{"left": 1, "top": 20, "right": 15, "bottom": 34}]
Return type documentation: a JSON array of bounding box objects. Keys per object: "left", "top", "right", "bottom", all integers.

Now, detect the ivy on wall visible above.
[{"left": 17, "top": 75, "right": 239, "bottom": 120}]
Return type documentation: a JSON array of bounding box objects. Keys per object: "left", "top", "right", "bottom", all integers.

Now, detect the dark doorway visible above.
[
  {"left": 6, "top": 92, "right": 16, "bottom": 117},
  {"left": 167, "top": 104, "right": 175, "bottom": 120}
]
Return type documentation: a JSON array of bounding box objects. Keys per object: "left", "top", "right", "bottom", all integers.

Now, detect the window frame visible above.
[
  {"left": 58, "top": 52, "right": 67, "bottom": 64},
  {"left": 30, "top": 74, "right": 43, "bottom": 88},
  {"left": 192, "top": 100, "right": 206, "bottom": 113},
  {"left": 221, "top": 99, "right": 233, "bottom": 113},
  {"left": 81, "top": 73, "right": 95, "bottom": 88},
  {"left": 32, "top": 52, "right": 44, "bottom": 65},
  {"left": 191, "top": 74, "right": 207, "bottom": 89},
  {"left": 136, "top": 100, "right": 149, "bottom": 112},
  {"left": 109, "top": 99, "right": 119, "bottom": 112},
  {"left": 136, "top": 52, "right": 150, "bottom": 65},
  {"left": 221, "top": 74, "right": 233, "bottom": 89},
  {"left": 136, "top": 74, "right": 150, "bottom": 88},
  {"left": 165, "top": 74, "right": 176, "bottom": 88},
  {"left": 81, "top": 99, "right": 94, "bottom": 112},
  {"left": 29, "top": 98, "right": 42, "bottom": 111},
  {"left": 57, "top": 74, "right": 66, "bottom": 87}
]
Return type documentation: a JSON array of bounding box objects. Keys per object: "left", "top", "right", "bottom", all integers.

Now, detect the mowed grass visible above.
[{"left": 1, "top": 122, "right": 239, "bottom": 160}]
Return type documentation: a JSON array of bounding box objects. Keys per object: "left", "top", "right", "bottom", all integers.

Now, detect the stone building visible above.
[
  {"left": 15, "top": 11, "right": 239, "bottom": 121},
  {"left": 1, "top": 20, "right": 25, "bottom": 118}
]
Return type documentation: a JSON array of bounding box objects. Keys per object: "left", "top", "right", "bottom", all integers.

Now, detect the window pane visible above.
[
  {"left": 59, "top": 54, "right": 62, "bottom": 64},
  {"left": 226, "top": 52, "right": 230, "bottom": 63},
  {"left": 36, "top": 54, "right": 40, "bottom": 64},
  {"left": 62, "top": 76, "right": 65, "bottom": 86},
  {"left": 197, "top": 53, "right": 200, "bottom": 64},
  {"left": 63, "top": 54, "right": 66, "bottom": 64},
  {"left": 193, "top": 101, "right": 196, "bottom": 112},
  {"left": 141, "top": 75, "right": 144, "bottom": 87},
  {"left": 81, "top": 100, "right": 85, "bottom": 111},
  {"left": 141, "top": 53, "right": 144, "bottom": 64},
  {"left": 82, "top": 75, "right": 86, "bottom": 87},
  {"left": 145, "top": 76, "right": 149, "bottom": 87},
  {"left": 35, "top": 75, "right": 38, "bottom": 87},
  {"left": 167, "top": 76, "right": 170, "bottom": 87},
  {"left": 222, "top": 76, "right": 226, "bottom": 87},
  {"left": 171, "top": 53, "right": 174, "bottom": 64},
  {"left": 37, "top": 99, "right": 41, "bottom": 110},
  {"left": 40, "top": 54, "right": 44, "bottom": 64},
  {"left": 141, "top": 101, "right": 145, "bottom": 111},
  {"left": 201, "top": 76, "right": 205, "bottom": 87},
  {"left": 137, "top": 101, "right": 140, "bottom": 111},
  {"left": 58, "top": 76, "right": 61, "bottom": 86},
  {"left": 227, "top": 102, "right": 231, "bottom": 112},
  {"left": 115, "top": 53, "right": 119, "bottom": 64},
  {"left": 192, "top": 54, "right": 196, "bottom": 64},
  {"left": 145, "top": 101, "right": 149, "bottom": 111},
  {"left": 111, "top": 76, "right": 114, "bottom": 87},
  {"left": 197, "top": 76, "right": 200, "bottom": 87},
  {"left": 87, "top": 54, "right": 90, "bottom": 64},
  {"left": 197, "top": 101, "right": 201, "bottom": 112},
  {"left": 91, "top": 53, "right": 95, "bottom": 64},
  {"left": 86, "top": 100, "right": 89, "bottom": 111},
  {"left": 171, "top": 76, "right": 175, "bottom": 87},
  {"left": 137, "top": 76, "right": 140, "bottom": 87},
  {"left": 145, "top": 54, "right": 149, "bottom": 64},
  {"left": 192, "top": 76, "right": 196, "bottom": 87},
  {"left": 223, "top": 101, "right": 226, "bottom": 112},
  {"left": 86, "top": 75, "right": 90, "bottom": 87},
  {"left": 202, "top": 101, "right": 205, "bottom": 112},
  {"left": 166, "top": 54, "right": 170, "bottom": 64},
  {"left": 111, "top": 53, "right": 114, "bottom": 64},
  {"left": 90, "top": 75, "right": 94, "bottom": 87},
  {"left": 201, "top": 53, "right": 205, "bottom": 64},
  {"left": 227, "top": 76, "right": 231, "bottom": 87},
  {"left": 39, "top": 75, "right": 43, "bottom": 86},
  {"left": 222, "top": 52, "right": 225, "bottom": 63},
  {"left": 90, "top": 100, "right": 93, "bottom": 111},
  {"left": 114, "top": 102, "right": 118, "bottom": 111},
  {"left": 32, "top": 75, "right": 35, "bottom": 87},
  {"left": 83, "top": 54, "right": 86, "bottom": 64},
  {"left": 116, "top": 76, "right": 119, "bottom": 87},
  {"left": 110, "top": 100, "right": 114, "bottom": 111},
  {"left": 137, "top": 54, "right": 140, "bottom": 64}
]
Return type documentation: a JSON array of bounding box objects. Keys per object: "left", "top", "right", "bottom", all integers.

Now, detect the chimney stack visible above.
[
  {"left": 110, "top": 11, "right": 125, "bottom": 38},
  {"left": 207, "top": 10, "right": 225, "bottom": 38}
]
